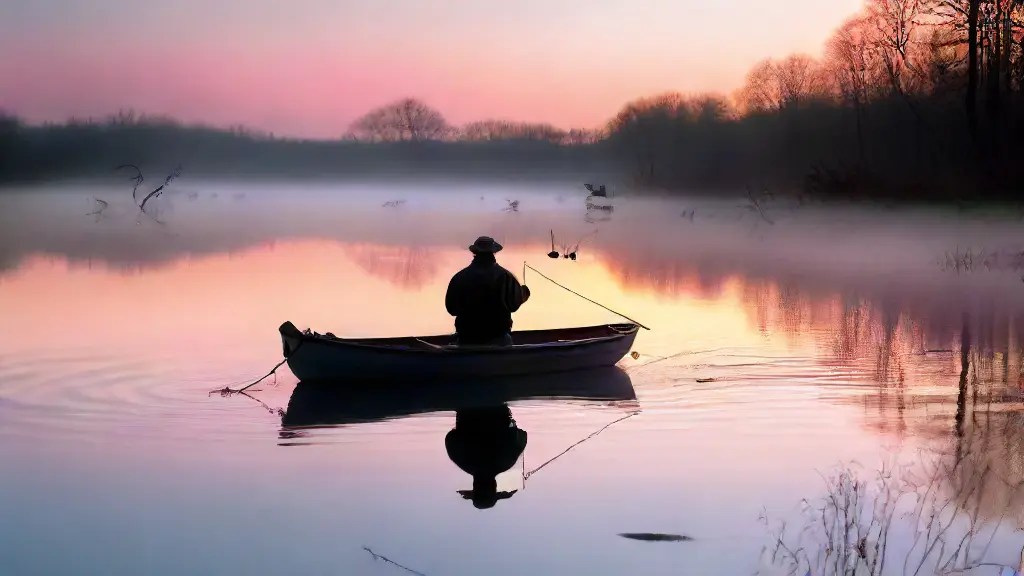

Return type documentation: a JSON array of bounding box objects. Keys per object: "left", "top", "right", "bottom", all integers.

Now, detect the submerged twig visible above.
[
  {"left": 362, "top": 547, "right": 427, "bottom": 576},
  {"left": 745, "top": 186, "right": 774, "bottom": 225}
]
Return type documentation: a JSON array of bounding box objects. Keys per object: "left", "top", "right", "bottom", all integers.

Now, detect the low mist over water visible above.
[{"left": 2, "top": 181, "right": 1024, "bottom": 576}]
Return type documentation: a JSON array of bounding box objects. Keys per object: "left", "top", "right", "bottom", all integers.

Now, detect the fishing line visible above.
[
  {"left": 521, "top": 410, "right": 640, "bottom": 489},
  {"left": 624, "top": 347, "right": 727, "bottom": 373},
  {"left": 523, "top": 263, "right": 650, "bottom": 330}
]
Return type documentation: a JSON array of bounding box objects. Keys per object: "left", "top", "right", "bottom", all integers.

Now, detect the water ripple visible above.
[{"left": 0, "top": 350, "right": 282, "bottom": 443}]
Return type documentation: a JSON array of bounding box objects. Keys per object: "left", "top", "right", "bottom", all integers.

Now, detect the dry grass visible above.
[
  {"left": 759, "top": 439, "right": 1024, "bottom": 576},
  {"left": 937, "top": 247, "right": 1024, "bottom": 274}
]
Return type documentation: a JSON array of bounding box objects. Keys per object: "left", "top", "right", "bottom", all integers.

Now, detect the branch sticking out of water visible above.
[
  {"left": 362, "top": 547, "right": 427, "bottom": 576},
  {"left": 745, "top": 186, "right": 774, "bottom": 225},
  {"left": 115, "top": 163, "right": 182, "bottom": 225}
]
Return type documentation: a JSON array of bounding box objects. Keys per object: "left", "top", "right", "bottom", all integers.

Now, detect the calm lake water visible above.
[{"left": 2, "top": 180, "right": 1024, "bottom": 576}]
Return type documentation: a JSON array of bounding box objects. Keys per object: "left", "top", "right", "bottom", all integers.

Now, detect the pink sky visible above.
[{"left": 0, "top": 0, "right": 863, "bottom": 139}]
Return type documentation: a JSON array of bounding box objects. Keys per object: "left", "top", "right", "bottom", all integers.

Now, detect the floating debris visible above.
[
  {"left": 586, "top": 202, "right": 614, "bottom": 213},
  {"left": 618, "top": 533, "right": 693, "bottom": 542},
  {"left": 86, "top": 197, "right": 109, "bottom": 220},
  {"left": 584, "top": 183, "right": 608, "bottom": 198},
  {"left": 504, "top": 199, "right": 520, "bottom": 212},
  {"left": 695, "top": 377, "right": 718, "bottom": 383},
  {"left": 382, "top": 199, "right": 407, "bottom": 208}
]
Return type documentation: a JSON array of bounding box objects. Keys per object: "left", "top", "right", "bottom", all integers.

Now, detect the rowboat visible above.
[
  {"left": 281, "top": 365, "right": 637, "bottom": 428},
  {"left": 278, "top": 321, "right": 641, "bottom": 382}
]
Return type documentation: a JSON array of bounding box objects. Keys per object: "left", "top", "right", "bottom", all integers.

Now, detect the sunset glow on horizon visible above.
[{"left": 1, "top": 0, "right": 863, "bottom": 138}]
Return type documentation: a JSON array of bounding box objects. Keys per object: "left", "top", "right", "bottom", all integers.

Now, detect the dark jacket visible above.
[{"left": 445, "top": 255, "right": 525, "bottom": 343}]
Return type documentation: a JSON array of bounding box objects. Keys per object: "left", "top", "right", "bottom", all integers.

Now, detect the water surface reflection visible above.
[{"left": 3, "top": 186, "right": 1024, "bottom": 574}]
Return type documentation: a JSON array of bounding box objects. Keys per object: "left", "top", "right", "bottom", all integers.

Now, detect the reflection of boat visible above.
[
  {"left": 279, "top": 322, "right": 640, "bottom": 382},
  {"left": 280, "top": 366, "right": 637, "bottom": 428}
]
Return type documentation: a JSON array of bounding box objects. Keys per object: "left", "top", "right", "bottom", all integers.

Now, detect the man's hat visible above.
[{"left": 469, "top": 236, "right": 503, "bottom": 254}]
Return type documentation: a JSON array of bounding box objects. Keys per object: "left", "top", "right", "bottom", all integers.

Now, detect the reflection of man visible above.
[
  {"left": 445, "top": 405, "right": 528, "bottom": 510},
  {"left": 444, "top": 236, "right": 530, "bottom": 346}
]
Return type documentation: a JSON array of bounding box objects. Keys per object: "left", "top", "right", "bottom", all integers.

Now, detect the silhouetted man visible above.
[{"left": 445, "top": 236, "right": 530, "bottom": 346}]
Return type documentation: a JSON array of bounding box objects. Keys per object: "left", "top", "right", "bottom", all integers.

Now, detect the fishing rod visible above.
[{"left": 522, "top": 262, "right": 651, "bottom": 330}]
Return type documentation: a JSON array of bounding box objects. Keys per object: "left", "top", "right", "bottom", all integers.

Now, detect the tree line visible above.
[
  {"left": 2, "top": 0, "right": 1022, "bottom": 201},
  {"left": 606, "top": 0, "right": 1024, "bottom": 200}
]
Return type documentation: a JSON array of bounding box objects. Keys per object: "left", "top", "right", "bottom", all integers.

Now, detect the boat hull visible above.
[
  {"left": 279, "top": 322, "right": 640, "bottom": 382},
  {"left": 281, "top": 365, "right": 638, "bottom": 428}
]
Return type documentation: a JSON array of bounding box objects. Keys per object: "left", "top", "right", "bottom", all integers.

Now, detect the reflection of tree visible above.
[
  {"left": 342, "top": 244, "right": 441, "bottom": 290},
  {"left": 603, "top": 253, "right": 1024, "bottom": 516}
]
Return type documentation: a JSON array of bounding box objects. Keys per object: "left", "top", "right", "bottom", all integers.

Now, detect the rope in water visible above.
[
  {"left": 212, "top": 340, "right": 306, "bottom": 395},
  {"left": 523, "top": 262, "right": 650, "bottom": 330}
]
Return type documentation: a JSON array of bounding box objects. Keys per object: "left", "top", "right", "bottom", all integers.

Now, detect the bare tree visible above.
[
  {"left": 736, "top": 59, "right": 785, "bottom": 113},
  {"left": 826, "top": 16, "right": 878, "bottom": 162},
  {"left": 866, "top": 0, "right": 926, "bottom": 95},
  {"left": 349, "top": 98, "right": 451, "bottom": 142},
  {"left": 736, "top": 55, "right": 830, "bottom": 114}
]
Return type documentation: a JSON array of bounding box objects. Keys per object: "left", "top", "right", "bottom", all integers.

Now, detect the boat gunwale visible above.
[{"left": 281, "top": 322, "right": 640, "bottom": 355}]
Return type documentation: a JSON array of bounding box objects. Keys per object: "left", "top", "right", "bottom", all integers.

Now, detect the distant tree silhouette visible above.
[
  {"left": 349, "top": 98, "right": 451, "bottom": 142},
  {"left": 459, "top": 119, "right": 567, "bottom": 143}
]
